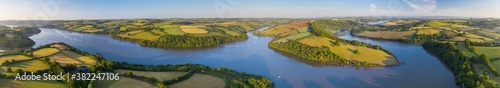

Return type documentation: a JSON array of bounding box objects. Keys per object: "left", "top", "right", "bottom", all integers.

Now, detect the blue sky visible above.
[{"left": 0, "top": 0, "right": 499, "bottom": 20}]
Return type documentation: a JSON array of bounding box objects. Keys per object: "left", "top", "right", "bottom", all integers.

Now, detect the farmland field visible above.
[
  {"left": 298, "top": 36, "right": 397, "bottom": 65},
  {"left": 115, "top": 69, "right": 186, "bottom": 81},
  {"left": 151, "top": 29, "right": 166, "bottom": 35},
  {"left": 168, "top": 74, "right": 225, "bottom": 88},
  {"left": 254, "top": 23, "right": 301, "bottom": 36},
  {"left": 1, "top": 60, "right": 50, "bottom": 75},
  {"left": 275, "top": 32, "right": 311, "bottom": 42},
  {"left": 161, "top": 25, "right": 186, "bottom": 35},
  {"left": 297, "top": 27, "right": 308, "bottom": 33},
  {"left": 451, "top": 34, "right": 493, "bottom": 42},
  {"left": 48, "top": 52, "right": 82, "bottom": 65},
  {"left": 180, "top": 25, "right": 208, "bottom": 34},
  {"left": 62, "top": 50, "right": 97, "bottom": 65},
  {"left": 0, "top": 78, "right": 66, "bottom": 88},
  {"left": 33, "top": 48, "right": 60, "bottom": 57},
  {"left": 0, "top": 55, "right": 31, "bottom": 64},
  {"left": 456, "top": 43, "right": 478, "bottom": 57},
  {"left": 417, "top": 29, "right": 441, "bottom": 35},
  {"left": 224, "top": 31, "right": 240, "bottom": 36},
  {"left": 129, "top": 31, "right": 160, "bottom": 41},
  {"left": 357, "top": 31, "right": 416, "bottom": 39},
  {"left": 472, "top": 46, "right": 500, "bottom": 59},
  {"left": 50, "top": 44, "right": 68, "bottom": 50}
]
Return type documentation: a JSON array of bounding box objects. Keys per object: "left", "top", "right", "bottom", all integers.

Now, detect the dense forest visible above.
[
  {"left": 423, "top": 41, "right": 497, "bottom": 88},
  {"left": 0, "top": 26, "right": 40, "bottom": 49}
]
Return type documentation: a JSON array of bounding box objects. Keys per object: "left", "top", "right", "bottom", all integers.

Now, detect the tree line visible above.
[{"left": 423, "top": 41, "right": 497, "bottom": 88}]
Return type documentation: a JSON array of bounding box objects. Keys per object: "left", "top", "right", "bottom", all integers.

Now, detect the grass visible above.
[
  {"left": 95, "top": 77, "right": 156, "bottom": 88},
  {"left": 125, "top": 30, "right": 145, "bottom": 35},
  {"left": 472, "top": 46, "right": 500, "bottom": 59},
  {"left": 50, "top": 44, "right": 68, "bottom": 50},
  {"left": 491, "top": 60, "right": 500, "bottom": 77},
  {"left": 0, "top": 78, "right": 66, "bottom": 88},
  {"left": 115, "top": 69, "right": 186, "bottom": 81},
  {"left": 0, "top": 60, "right": 50, "bottom": 75},
  {"left": 298, "top": 36, "right": 397, "bottom": 65},
  {"left": 180, "top": 25, "right": 209, "bottom": 34},
  {"left": 357, "top": 30, "right": 416, "bottom": 39},
  {"left": 275, "top": 32, "right": 311, "bottom": 42},
  {"left": 161, "top": 25, "right": 186, "bottom": 35},
  {"left": 456, "top": 43, "right": 478, "bottom": 57},
  {"left": 384, "top": 20, "right": 419, "bottom": 26},
  {"left": 451, "top": 34, "right": 493, "bottom": 42},
  {"left": 224, "top": 31, "right": 241, "bottom": 36},
  {"left": 416, "top": 29, "right": 441, "bottom": 35},
  {"left": 0, "top": 55, "right": 31, "bottom": 64},
  {"left": 62, "top": 50, "right": 97, "bottom": 66},
  {"left": 129, "top": 31, "right": 160, "bottom": 41},
  {"left": 188, "top": 32, "right": 225, "bottom": 37},
  {"left": 33, "top": 48, "right": 60, "bottom": 57},
  {"left": 48, "top": 52, "right": 82, "bottom": 65},
  {"left": 297, "top": 27, "right": 308, "bottom": 33},
  {"left": 151, "top": 29, "right": 166, "bottom": 35},
  {"left": 168, "top": 74, "right": 225, "bottom": 88},
  {"left": 255, "top": 23, "right": 300, "bottom": 36}
]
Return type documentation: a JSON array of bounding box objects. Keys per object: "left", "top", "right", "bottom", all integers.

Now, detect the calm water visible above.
[{"left": 29, "top": 27, "right": 455, "bottom": 88}]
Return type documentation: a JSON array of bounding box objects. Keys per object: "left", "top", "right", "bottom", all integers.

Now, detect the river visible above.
[{"left": 29, "top": 27, "right": 455, "bottom": 88}]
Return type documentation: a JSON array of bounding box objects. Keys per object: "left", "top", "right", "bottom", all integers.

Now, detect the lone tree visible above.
[{"left": 354, "top": 49, "right": 360, "bottom": 54}]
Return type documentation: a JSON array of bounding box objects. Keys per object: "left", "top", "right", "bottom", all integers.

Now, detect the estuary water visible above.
[{"left": 29, "top": 27, "right": 455, "bottom": 88}]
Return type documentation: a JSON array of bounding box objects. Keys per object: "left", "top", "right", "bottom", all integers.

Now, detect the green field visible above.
[
  {"left": 33, "top": 48, "right": 60, "bottom": 57},
  {"left": 0, "top": 78, "right": 66, "bottom": 88},
  {"left": 115, "top": 69, "right": 186, "bottom": 81},
  {"left": 1, "top": 60, "right": 50, "bottom": 75},
  {"left": 129, "top": 31, "right": 160, "bottom": 41},
  {"left": 161, "top": 25, "right": 186, "bottom": 35},
  {"left": 472, "top": 46, "right": 500, "bottom": 59},
  {"left": 151, "top": 29, "right": 166, "bottom": 35},
  {"left": 0, "top": 55, "right": 31, "bottom": 64},
  {"left": 224, "top": 31, "right": 241, "bottom": 36},
  {"left": 456, "top": 43, "right": 478, "bottom": 57},
  {"left": 168, "top": 74, "right": 225, "bottom": 88},
  {"left": 416, "top": 29, "right": 441, "bottom": 35},
  {"left": 357, "top": 31, "right": 416, "bottom": 39},
  {"left": 48, "top": 52, "right": 82, "bottom": 65},
  {"left": 297, "top": 27, "right": 308, "bottom": 33},
  {"left": 275, "top": 32, "right": 311, "bottom": 42},
  {"left": 62, "top": 50, "right": 97, "bottom": 66}
]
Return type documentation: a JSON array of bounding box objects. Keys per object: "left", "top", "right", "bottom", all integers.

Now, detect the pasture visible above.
[
  {"left": 129, "top": 31, "right": 160, "bottom": 41},
  {"left": 472, "top": 46, "right": 500, "bottom": 60},
  {"left": 180, "top": 25, "right": 209, "bottom": 34},
  {"left": 275, "top": 32, "right": 311, "bottom": 42},
  {"left": 1, "top": 60, "right": 50, "bottom": 75},
  {"left": 0, "top": 55, "right": 31, "bottom": 64},
  {"left": 357, "top": 31, "right": 416, "bottom": 39},
  {"left": 62, "top": 50, "right": 97, "bottom": 65},
  {"left": 161, "top": 25, "right": 186, "bottom": 35},
  {"left": 33, "top": 48, "right": 60, "bottom": 57},
  {"left": 48, "top": 52, "right": 82, "bottom": 65},
  {"left": 168, "top": 74, "right": 225, "bottom": 88},
  {"left": 416, "top": 29, "right": 441, "bottom": 35}
]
